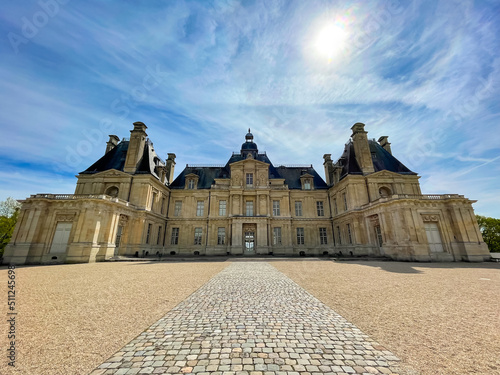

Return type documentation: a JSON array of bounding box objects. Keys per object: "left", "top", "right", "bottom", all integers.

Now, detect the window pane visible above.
[
  {"left": 273, "top": 227, "right": 282, "bottom": 245},
  {"left": 319, "top": 227, "right": 327, "bottom": 245},
  {"left": 347, "top": 223, "right": 352, "bottom": 244},
  {"left": 246, "top": 201, "right": 254, "bottom": 216},
  {"left": 171, "top": 228, "right": 179, "bottom": 245},
  {"left": 194, "top": 227, "right": 202, "bottom": 245},
  {"left": 174, "top": 201, "right": 182, "bottom": 216},
  {"left": 246, "top": 173, "right": 253, "bottom": 186},
  {"left": 316, "top": 201, "right": 324, "bottom": 216},
  {"left": 146, "top": 223, "right": 152, "bottom": 244},
  {"left": 273, "top": 200, "right": 280, "bottom": 216},
  {"left": 297, "top": 227, "right": 304, "bottom": 245},
  {"left": 196, "top": 201, "right": 204, "bottom": 216},
  {"left": 295, "top": 201, "right": 302, "bottom": 216},
  {"left": 219, "top": 200, "right": 226, "bottom": 216},
  {"left": 217, "top": 227, "right": 225, "bottom": 245}
]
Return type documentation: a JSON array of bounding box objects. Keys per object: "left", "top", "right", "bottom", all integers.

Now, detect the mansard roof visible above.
[
  {"left": 169, "top": 152, "right": 328, "bottom": 190},
  {"left": 79, "top": 139, "right": 165, "bottom": 179},
  {"left": 337, "top": 140, "right": 416, "bottom": 179}
]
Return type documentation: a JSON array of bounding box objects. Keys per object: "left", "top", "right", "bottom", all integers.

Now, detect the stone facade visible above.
[{"left": 3, "top": 122, "right": 490, "bottom": 264}]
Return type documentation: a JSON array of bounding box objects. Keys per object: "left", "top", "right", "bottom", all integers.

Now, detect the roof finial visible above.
[{"left": 248, "top": 128, "right": 251, "bottom": 133}]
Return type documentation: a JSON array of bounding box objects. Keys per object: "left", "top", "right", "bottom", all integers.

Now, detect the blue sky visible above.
[{"left": 1, "top": 0, "right": 499, "bottom": 217}]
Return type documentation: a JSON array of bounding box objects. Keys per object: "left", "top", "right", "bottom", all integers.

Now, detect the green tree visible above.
[
  {"left": 476, "top": 215, "right": 500, "bottom": 253},
  {"left": 0, "top": 197, "right": 21, "bottom": 258}
]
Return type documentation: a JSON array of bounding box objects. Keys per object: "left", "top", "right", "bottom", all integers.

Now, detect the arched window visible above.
[
  {"left": 105, "top": 186, "right": 119, "bottom": 198},
  {"left": 379, "top": 186, "right": 392, "bottom": 198}
]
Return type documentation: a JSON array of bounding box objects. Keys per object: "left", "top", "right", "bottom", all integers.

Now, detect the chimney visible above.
[
  {"left": 323, "top": 154, "right": 334, "bottom": 186},
  {"left": 166, "top": 153, "right": 176, "bottom": 183},
  {"left": 378, "top": 136, "right": 392, "bottom": 154},
  {"left": 351, "top": 122, "right": 375, "bottom": 175},
  {"left": 105, "top": 135, "right": 120, "bottom": 154},
  {"left": 123, "top": 122, "right": 148, "bottom": 173}
]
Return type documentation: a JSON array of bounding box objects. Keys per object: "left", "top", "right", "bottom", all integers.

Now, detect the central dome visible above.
[{"left": 241, "top": 128, "right": 258, "bottom": 156}]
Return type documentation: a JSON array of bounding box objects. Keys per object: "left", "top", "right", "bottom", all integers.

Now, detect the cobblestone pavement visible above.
[{"left": 91, "top": 262, "right": 400, "bottom": 375}]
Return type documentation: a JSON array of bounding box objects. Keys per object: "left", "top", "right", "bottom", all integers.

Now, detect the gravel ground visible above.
[
  {"left": 0, "top": 261, "right": 228, "bottom": 375},
  {"left": 1, "top": 259, "right": 498, "bottom": 375},
  {"left": 273, "top": 260, "right": 500, "bottom": 375}
]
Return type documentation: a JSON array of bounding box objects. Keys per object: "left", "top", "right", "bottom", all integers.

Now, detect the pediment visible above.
[
  {"left": 229, "top": 158, "right": 270, "bottom": 167},
  {"left": 90, "top": 169, "right": 130, "bottom": 178},
  {"left": 185, "top": 173, "right": 199, "bottom": 179},
  {"left": 369, "top": 170, "right": 403, "bottom": 179},
  {"left": 299, "top": 173, "right": 314, "bottom": 179}
]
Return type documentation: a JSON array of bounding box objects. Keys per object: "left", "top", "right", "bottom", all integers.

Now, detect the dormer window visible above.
[
  {"left": 185, "top": 173, "right": 199, "bottom": 189},
  {"left": 300, "top": 174, "right": 314, "bottom": 190}
]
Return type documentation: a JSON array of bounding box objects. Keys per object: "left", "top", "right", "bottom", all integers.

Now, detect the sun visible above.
[{"left": 315, "top": 24, "right": 347, "bottom": 61}]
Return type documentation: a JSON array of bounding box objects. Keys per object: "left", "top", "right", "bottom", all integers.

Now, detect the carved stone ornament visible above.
[
  {"left": 119, "top": 214, "right": 129, "bottom": 226},
  {"left": 55, "top": 213, "right": 75, "bottom": 222},
  {"left": 422, "top": 215, "right": 439, "bottom": 222},
  {"left": 233, "top": 172, "right": 241, "bottom": 185}
]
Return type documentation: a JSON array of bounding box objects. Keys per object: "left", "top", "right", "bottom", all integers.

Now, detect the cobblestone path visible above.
[{"left": 91, "top": 262, "right": 400, "bottom": 375}]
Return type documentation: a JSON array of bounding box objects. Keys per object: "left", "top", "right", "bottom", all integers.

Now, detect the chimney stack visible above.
[
  {"left": 166, "top": 153, "right": 176, "bottom": 183},
  {"left": 351, "top": 123, "right": 375, "bottom": 175},
  {"left": 105, "top": 135, "right": 120, "bottom": 154},
  {"left": 124, "top": 122, "right": 148, "bottom": 174},
  {"left": 378, "top": 136, "right": 392, "bottom": 154},
  {"left": 323, "top": 154, "right": 334, "bottom": 186}
]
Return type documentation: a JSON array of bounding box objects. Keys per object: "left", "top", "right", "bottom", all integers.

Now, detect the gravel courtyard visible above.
[
  {"left": 0, "top": 259, "right": 498, "bottom": 375},
  {"left": 273, "top": 260, "right": 500, "bottom": 375}
]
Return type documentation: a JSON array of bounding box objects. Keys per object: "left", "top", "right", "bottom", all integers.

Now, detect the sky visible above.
[{"left": 0, "top": 0, "right": 499, "bottom": 217}]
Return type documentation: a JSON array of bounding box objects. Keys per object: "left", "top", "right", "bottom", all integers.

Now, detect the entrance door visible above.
[
  {"left": 244, "top": 231, "right": 255, "bottom": 255},
  {"left": 425, "top": 222, "right": 444, "bottom": 253},
  {"left": 114, "top": 225, "right": 123, "bottom": 256},
  {"left": 49, "top": 222, "right": 72, "bottom": 254}
]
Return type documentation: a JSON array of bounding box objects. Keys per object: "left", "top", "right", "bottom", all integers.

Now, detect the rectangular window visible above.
[
  {"left": 217, "top": 227, "right": 226, "bottom": 245},
  {"left": 146, "top": 223, "right": 152, "bottom": 244},
  {"left": 194, "top": 227, "right": 202, "bottom": 245},
  {"left": 219, "top": 200, "right": 227, "bottom": 216},
  {"left": 295, "top": 201, "right": 303, "bottom": 217},
  {"left": 337, "top": 226, "right": 342, "bottom": 245},
  {"left": 375, "top": 225, "right": 383, "bottom": 247},
  {"left": 188, "top": 179, "right": 195, "bottom": 189},
  {"left": 296, "top": 227, "right": 304, "bottom": 245},
  {"left": 319, "top": 227, "right": 327, "bottom": 245},
  {"left": 273, "top": 227, "right": 282, "bottom": 245},
  {"left": 246, "top": 201, "right": 254, "bottom": 216},
  {"left": 316, "top": 201, "right": 324, "bottom": 216},
  {"left": 334, "top": 198, "right": 338, "bottom": 215},
  {"left": 347, "top": 223, "right": 353, "bottom": 244},
  {"left": 171, "top": 227, "right": 179, "bottom": 245},
  {"left": 343, "top": 192, "right": 348, "bottom": 211},
  {"left": 273, "top": 200, "right": 281, "bottom": 216},
  {"left": 157, "top": 225, "right": 162, "bottom": 245},
  {"left": 151, "top": 192, "right": 157, "bottom": 211},
  {"left": 246, "top": 173, "right": 253, "bottom": 186},
  {"left": 161, "top": 197, "right": 166, "bottom": 214},
  {"left": 304, "top": 179, "right": 311, "bottom": 190},
  {"left": 174, "top": 201, "right": 182, "bottom": 217},
  {"left": 196, "top": 201, "right": 204, "bottom": 217}
]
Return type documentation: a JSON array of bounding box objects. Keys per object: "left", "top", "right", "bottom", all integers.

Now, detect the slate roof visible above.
[
  {"left": 80, "top": 140, "right": 165, "bottom": 180},
  {"left": 336, "top": 140, "right": 416, "bottom": 180},
  {"left": 169, "top": 152, "right": 328, "bottom": 190}
]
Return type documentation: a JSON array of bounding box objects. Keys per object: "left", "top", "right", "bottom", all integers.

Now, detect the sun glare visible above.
[{"left": 315, "top": 24, "right": 347, "bottom": 62}]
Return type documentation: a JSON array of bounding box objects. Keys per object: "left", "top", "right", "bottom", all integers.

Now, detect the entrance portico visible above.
[{"left": 230, "top": 217, "right": 269, "bottom": 255}]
